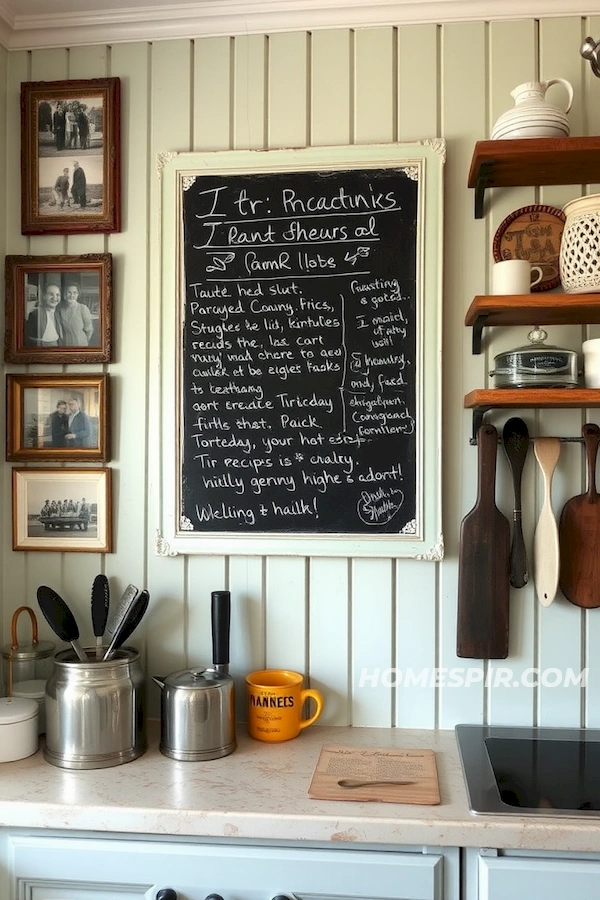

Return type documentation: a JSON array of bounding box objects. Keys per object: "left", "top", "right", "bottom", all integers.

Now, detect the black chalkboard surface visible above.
[{"left": 160, "top": 144, "right": 444, "bottom": 557}]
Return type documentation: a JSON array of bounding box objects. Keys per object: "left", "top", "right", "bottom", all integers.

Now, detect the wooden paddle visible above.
[
  {"left": 457, "top": 423, "right": 511, "bottom": 659},
  {"left": 559, "top": 423, "right": 600, "bottom": 608},
  {"left": 533, "top": 437, "right": 561, "bottom": 607}
]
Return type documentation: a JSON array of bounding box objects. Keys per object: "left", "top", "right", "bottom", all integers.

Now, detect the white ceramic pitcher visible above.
[{"left": 491, "top": 78, "right": 573, "bottom": 140}]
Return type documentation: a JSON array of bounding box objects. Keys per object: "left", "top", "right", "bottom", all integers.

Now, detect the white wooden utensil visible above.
[{"left": 533, "top": 437, "right": 561, "bottom": 607}]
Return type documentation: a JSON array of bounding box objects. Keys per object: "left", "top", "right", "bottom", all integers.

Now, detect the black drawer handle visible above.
[{"left": 156, "top": 891, "right": 178, "bottom": 900}]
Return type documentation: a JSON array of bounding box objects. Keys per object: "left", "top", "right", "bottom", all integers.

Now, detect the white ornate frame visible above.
[{"left": 156, "top": 141, "right": 444, "bottom": 559}]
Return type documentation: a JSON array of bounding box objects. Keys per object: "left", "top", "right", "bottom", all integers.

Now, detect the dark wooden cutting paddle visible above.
[
  {"left": 502, "top": 417, "right": 530, "bottom": 589},
  {"left": 559, "top": 423, "right": 600, "bottom": 608},
  {"left": 457, "top": 423, "right": 511, "bottom": 659}
]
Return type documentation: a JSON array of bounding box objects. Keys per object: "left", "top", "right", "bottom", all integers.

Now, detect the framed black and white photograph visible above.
[
  {"left": 4, "top": 253, "right": 112, "bottom": 364},
  {"left": 12, "top": 467, "right": 112, "bottom": 553},
  {"left": 6, "top": 374, "right": 110, "bottom": 462},
  {"left": 21, "top": 77, "right": 121, "bottom": 235}
]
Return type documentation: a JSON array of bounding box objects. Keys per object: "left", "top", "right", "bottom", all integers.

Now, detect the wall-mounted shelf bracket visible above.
[
  {"left": 470, "top": 406, "right": 492, "bottom": 444},
  {"left": 471, "top": 313, "right": 489, "bottom": 354},
  {"left": 472, "top": 166, "right": 492, "bottom": 218}
]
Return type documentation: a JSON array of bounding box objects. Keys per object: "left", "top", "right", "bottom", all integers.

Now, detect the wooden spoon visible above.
[
  {"left": 533, "top": 437, "right": 561, "bottom": 607},
  {"left": 502, "top": 417, "right": 530, "bottom": 588},
  {"left": 559, "top": 424, "right": 600, "bottom": 608}
]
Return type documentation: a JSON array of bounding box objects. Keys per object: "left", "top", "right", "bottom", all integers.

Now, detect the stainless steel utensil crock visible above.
[
  {"left": 44, "top": 647, "right": 146, "bottom": 769},
  {"left": 153, "top": 667, "right": 235, "bottom": 761}
]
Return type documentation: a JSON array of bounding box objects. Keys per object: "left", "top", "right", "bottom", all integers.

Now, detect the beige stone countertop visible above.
[{"left": 1, "top": 722, "right": 600, "bottom": 853}]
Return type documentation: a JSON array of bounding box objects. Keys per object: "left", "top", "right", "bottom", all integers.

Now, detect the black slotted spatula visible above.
[{"left": 91, "top": 574, "right": 110, "bottom": 659}]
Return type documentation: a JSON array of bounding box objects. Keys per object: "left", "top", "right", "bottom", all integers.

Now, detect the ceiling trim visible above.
[{"left": 0, "top": 0, "right": 595, "bottom": 51}]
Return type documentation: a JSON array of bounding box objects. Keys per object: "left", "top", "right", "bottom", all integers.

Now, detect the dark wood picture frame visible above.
[
  {"left": 7, "top": 373, "right": 110, "bottom": 463},
  {"left": 4, "top": 253, "right": 112, "bottom": 364},
  {"left": 12, "top": 467, "right": 113, "bottom": 553},
  {"left": 21, "top": 77, "right": 121, "bottom": 235}
]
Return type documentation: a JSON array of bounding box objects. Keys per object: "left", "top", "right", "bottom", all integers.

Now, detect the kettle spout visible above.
[{"left": 152, "top": 676, "right": 166, "bottom": 690}]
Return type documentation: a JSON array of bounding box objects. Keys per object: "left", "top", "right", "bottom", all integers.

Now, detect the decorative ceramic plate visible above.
[{"left": 492, "top": 204, "right": 566, "bottom": 292}]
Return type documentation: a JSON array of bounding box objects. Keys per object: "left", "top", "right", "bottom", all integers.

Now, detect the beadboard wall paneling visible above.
[{"left": 2, "top": 18, "right": 598, "bottom": 728}]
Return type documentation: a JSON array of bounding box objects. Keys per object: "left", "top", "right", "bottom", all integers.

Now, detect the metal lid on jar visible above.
[
  {"left": 2, "top": 640, "right": 55, "bottom": 662},
  {"left": 165, "top": 667, "right": 231, "bottom": 689},
  {"left": 0, "top": 696, "right": 39, "bottom": 724},
  {"left": 495, "top": 326, "right": 570, "bottom": 356}
]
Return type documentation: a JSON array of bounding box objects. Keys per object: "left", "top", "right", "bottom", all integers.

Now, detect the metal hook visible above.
[{"left": 581, "top": 37, "right": 600, "bottom": 78}]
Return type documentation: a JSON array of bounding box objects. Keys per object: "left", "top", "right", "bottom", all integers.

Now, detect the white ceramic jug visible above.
[{"left": 491, "top": 78, "right": 573, "bottom": 140}]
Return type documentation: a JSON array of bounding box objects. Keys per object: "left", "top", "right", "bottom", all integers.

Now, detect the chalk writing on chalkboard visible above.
[{"left": 159, "top": 144, "right": 444, "bottom": 557}]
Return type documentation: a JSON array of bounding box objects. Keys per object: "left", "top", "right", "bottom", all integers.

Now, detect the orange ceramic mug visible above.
[{"left": 246, "top": 669, "right": 324, "bottom": 742}]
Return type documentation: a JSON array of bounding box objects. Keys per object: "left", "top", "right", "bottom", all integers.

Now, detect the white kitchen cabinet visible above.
[
  {"left": 466, "top": 847, "right": 600, "bottom": 900},
  {"left": 1, "top": 832, "right": 460, "bottom": 900}
]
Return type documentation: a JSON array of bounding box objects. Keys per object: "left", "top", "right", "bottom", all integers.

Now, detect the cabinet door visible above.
[
  {"left": 18, "top": 884, "right": 149, "bottom": 900},
  {"left": 8, "top": 834, "right": 450, "bottom": 900},
  {"left": 479, "top": 853, "right": 600, "bottom": 900}
]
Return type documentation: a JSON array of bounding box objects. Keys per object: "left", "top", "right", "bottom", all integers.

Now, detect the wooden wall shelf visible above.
[
  {"left": 464, "top": 388, "right": 600, "bottom": 443},
  {"left": 465, "top": 294, "right": 600, "bottom": 353},
  {"left": 467, "top": 136, "right": 600, "bottom": 218}
]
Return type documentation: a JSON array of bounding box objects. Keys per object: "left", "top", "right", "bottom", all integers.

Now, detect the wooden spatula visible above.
[
  {"left": 559, "top": 423, "right": 600, "bottom": 608},
  {"left": 533, "top": 437, "right": 561, "bottom": 607},
  {"left": 457, "top": 424, "right": 511, "bottom": 659},
  {"left": 502, "top": 417, "right": 530, "bottom": 589}
]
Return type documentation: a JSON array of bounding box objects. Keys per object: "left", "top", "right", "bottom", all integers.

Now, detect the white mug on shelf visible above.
[
  {"left": 492, "top": 259, "right": 544, "bottom": 295},
  {"left": 583, "top": 338, "right": 600, "bottom": 388}
]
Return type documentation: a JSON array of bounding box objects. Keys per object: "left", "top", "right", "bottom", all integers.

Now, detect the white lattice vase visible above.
[{"left": 560, "top": 193, "right": 600, "bottom": 293}]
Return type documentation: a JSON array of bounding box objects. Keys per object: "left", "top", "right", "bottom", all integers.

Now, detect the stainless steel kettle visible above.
[{"left": 153, "top": 590, "right": 235, "bottom": 761}]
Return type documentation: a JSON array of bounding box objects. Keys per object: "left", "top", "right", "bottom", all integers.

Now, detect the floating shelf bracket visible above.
[
  {"left": 471, "top": 313, "right": 489, "bottom": 354},
  {"left": 472, "top": 165, "right": 493, "bottom": 218},
  {"left": 470, "top": 406, "right": 491, "bottom": 444}
]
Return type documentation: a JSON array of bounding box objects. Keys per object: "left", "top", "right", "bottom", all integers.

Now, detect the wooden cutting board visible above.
[
  {"left": 308, "top": 745, "right": 440, "bottom": 805},
  {"left": 559, "top": 423, "right": 600, "bottom": 608},
  {"left": 456, "top": 423, "right": 511, "bottom": 659}
]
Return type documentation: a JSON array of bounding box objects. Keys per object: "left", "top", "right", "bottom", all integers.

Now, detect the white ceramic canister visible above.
[
  {"left": 560, "top": 194, "right": 600, "bottom": 293},
  {"left": 582, "top": 338, "right": 600, "bottom": 388},
  {"left": 0, "top": 696, "right": 39, "bottom": 762}
]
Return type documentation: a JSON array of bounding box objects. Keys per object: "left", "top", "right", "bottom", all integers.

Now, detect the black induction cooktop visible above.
[{"left": 456, "top": 724, "right": 600, "bottom": 817}]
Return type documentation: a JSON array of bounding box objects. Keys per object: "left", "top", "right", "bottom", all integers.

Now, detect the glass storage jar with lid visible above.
[{"left": 2, "top": 606, "right": 54, "bottom": 732}]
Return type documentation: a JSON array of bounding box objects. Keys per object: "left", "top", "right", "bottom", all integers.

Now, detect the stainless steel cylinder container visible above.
[
  {"left": 154, "top": 667, "right": 236, "bottom": 761},
  {"left": 44, "top": 647, "right": 146, "bottom": 769}
]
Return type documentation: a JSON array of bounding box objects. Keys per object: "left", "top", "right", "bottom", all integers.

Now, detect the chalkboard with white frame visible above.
[{"left": 157, "top": 142, "right": 444, "bottom": 558}]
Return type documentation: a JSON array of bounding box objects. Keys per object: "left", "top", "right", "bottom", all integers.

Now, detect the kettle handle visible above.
[
  {"left": 545, "top": 78, "right": 574, "bottom": 113},
  {"left": 211, "top": 590, "right": 231, "bottom": 671}
]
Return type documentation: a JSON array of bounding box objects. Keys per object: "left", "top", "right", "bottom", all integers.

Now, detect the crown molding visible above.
[{"left": 0, "top": 0, "right": 593, "bottom": 51}]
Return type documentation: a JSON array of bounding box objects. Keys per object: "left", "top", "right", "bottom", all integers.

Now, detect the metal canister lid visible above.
[
  {"left": 165, "top": 667, "right": 230, "bottom": 689},
  {"left": 3, "top": 606, "right": 55, "bottom": 661},
  {"left": 2, "top": 640, "right": 55, "bottom": 662},
  {"left": 0, "top": 696, "right": 39, "bottom": 724}
]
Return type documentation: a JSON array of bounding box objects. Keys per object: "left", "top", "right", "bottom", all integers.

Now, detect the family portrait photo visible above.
[
  {"left": 12, "top": 467, "right": 112, "bottom": 553},
  {"left": 4, "top": 253, "right": 112, "bottom": 363},
  {"left": 21, "top": 77, "right": 121, "bottom": 234},
  {"left": 6, "top": 374, "right": 109, "bottom": 462}
]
